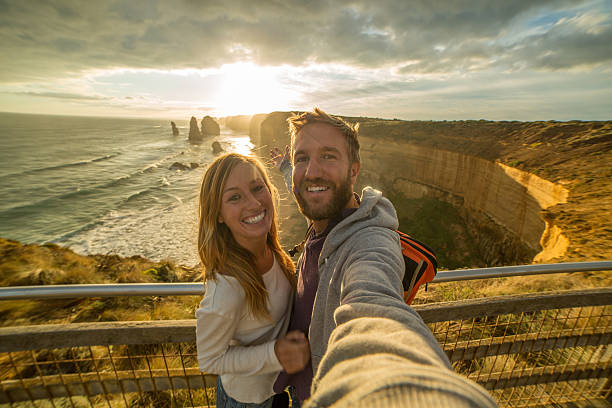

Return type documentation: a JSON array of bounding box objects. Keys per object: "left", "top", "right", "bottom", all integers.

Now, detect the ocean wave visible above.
[
  {"left": 125, "top": 184, "right": 164, "bottom": 202},
  {"left": 53, "top": 218, "right": 105, "bottom": 243},
  {"left": 141, "top": 150, "right": 186, "bottom": 173},
  {"left": 0, "top": 153, "right": 121, "bottom": 180},
  {"left": 0, "top": 156, "right": 199, "bottom": 220},
  {"left": 0, "top": 171, "right": 140, "bottom": 217}
]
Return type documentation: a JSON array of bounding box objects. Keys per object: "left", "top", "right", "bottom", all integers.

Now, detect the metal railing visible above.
[
  {"left": 1, "top": 261, "right": 610, "bottom": 300},
  {"left": 0, "top": 261, "right": 611, "bottom": 407},
  {"left": 0, "top": 288, "right": 610, "bottom": 407}
]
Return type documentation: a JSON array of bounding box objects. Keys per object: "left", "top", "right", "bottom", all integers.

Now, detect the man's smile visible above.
[{"left": 307, "top": 185, "right": 330, "bottom": 193}]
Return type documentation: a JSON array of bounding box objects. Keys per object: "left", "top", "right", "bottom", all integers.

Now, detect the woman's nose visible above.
[{"left": 245, "top": 192, "right": 262, "bottom": 208}]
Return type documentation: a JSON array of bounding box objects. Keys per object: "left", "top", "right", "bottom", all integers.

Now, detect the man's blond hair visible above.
[{"left": 288, "top": 107, "right": 360, "bottom": 163}]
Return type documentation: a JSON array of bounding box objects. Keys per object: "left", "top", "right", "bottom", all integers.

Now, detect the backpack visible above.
[
  {"left": 397, "top": 231, "right": 437, "bottom": 304},
  {"left": 289, "top": 227, "right": 438, "bottom": 305}
]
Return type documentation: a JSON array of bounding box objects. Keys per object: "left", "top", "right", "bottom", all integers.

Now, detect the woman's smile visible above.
[{"left": 242, "top": 210, "right": 266, "bottom": 225}]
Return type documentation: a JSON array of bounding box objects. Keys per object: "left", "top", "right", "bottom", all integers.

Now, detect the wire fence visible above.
[
  {"left": 420, "top": 289, "right": 612, "bottom": 407},
  {"left": 1, "top": 288, "right": 610, "bottom": 407}
]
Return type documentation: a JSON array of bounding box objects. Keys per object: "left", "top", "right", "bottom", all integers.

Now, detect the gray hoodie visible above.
[
  {"left": 308, "top": 186, "right": 448, "bottom": 370},
  {"left": 306, "top": 186, "right": 497, "bottom": 407}
]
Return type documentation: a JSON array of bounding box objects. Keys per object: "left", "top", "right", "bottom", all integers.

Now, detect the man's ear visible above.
[{"left": 350, "top": 161, "right": 360, "bottom": 185}]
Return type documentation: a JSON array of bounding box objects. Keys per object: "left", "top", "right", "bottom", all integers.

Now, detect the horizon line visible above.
[{"left": 0, "top": 110, "right": 609, "bottom": 123}]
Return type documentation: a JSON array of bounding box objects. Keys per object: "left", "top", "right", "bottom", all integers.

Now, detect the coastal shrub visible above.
[{"left": 143, "top": 263, "right": 178, "bottom": 282}]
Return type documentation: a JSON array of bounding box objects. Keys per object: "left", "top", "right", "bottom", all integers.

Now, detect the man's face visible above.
[{"left": 292, "top": 122, "right": 359, "bottom": 221}]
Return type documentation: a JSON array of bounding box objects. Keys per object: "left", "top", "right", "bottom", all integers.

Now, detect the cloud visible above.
[
  {"left": 500, "top": 10, "right": 612, "bottom": 70},
  {"left": 0, "top": 0, "right": 610, "bottom": 84},
  {"left": 12, "top": 91, "right": 111, "bottom": 101}
]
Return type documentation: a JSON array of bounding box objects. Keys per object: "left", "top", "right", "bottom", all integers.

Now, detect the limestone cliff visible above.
[
  {"left": 259, "top": 112, "right": 292, "bottom": 148},
  {"left": 224, "top": 115, "right": 251, "bottom": 133},
  {"left": 244, "top": 113, "right": 611, "bottom": 267},
  {"left": 248, "top": 113, "right": 268, "bottom": 146}
]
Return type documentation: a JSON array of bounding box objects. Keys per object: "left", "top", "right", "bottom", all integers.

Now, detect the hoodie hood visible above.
[{"left": 319, "top": 187, "right": 399, "bottom": 263}]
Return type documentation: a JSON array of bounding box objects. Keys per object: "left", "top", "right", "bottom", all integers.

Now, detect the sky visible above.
[{"left": 0, "top": 0, "right": 611, "bottom": 121}]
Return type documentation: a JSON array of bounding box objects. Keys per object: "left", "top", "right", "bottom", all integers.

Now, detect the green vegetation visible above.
[{"left": 389, "top": 194, "right": 483, "bottom": 269}]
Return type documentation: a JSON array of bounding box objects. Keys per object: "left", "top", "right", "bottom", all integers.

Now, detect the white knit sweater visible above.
[{"left": 195, "top": 256, "right": 292, "bottom": 403}]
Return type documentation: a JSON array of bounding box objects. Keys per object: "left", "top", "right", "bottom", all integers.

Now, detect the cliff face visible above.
[
  {"left": 248, "top": 113, "right": 268, "bottom": 146},
  {"left": 224, "top": 115, "right": 252, "bottom": 133},
  {"left": 259, "top": 112, "right": 292, "bottom": 148},
  {"left": 358, "top": 141, "right": 569, "bottom": 264},
  {"left": 243, "top": 113, "right": 611, "bottom": 267}
]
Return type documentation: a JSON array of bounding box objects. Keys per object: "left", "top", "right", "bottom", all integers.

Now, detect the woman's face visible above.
[{"left": 218, "top": 162, "right": 274, "bottom": 248}]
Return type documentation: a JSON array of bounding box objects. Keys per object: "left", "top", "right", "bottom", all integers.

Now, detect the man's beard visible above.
[{"left": 294, "top": 171, "right": 353, "bottom": 221}]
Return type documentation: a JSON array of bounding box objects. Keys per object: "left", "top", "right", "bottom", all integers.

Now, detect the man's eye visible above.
[
  {"left": 323, "top": 153, "right": 335, "bottom": 160},
  {"left": 294, "top": 156, "right": 307, "bottom": 163}
]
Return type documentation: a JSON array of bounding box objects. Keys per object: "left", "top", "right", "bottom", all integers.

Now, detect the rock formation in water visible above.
[
  {"left": 201, "top": 116, "right": 220, "bottom": 136},
  {"left": 171, "top": 121, "right": 179, "bottom": 136},
  {"left": 212, "top": 141, "right": 224, "bottom": 154},
  {"left": 188, "top": 116, "right": 202, "bottom": 143},
  {"left": 169, "top": 161, "right": 200, "bottom": 171},
  {"left": 169, "top": 162, "right": 191, "bottom": 171}
]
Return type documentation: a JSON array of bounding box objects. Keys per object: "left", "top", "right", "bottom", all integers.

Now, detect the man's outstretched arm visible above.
[{"left": 306, "top": 297, "right": 497, "bottom": 407}]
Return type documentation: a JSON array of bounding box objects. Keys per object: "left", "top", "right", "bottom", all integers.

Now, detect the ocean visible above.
[{"left": 0, "top": 112, "right": 253, "bottom": 266}]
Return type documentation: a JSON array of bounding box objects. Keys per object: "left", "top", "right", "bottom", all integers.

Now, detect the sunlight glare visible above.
[{"left": 214, "top": 63, "right": 291, "bottom": 116}]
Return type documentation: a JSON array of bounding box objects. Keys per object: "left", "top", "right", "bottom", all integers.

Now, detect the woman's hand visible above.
[{"left": 274, "top": 330, "right": 310, "bottom": 374}]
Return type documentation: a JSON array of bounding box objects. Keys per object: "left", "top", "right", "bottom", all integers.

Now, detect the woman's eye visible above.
[
  {"left": 253, "top": 184, "right": 264, "bottom": 192},
  {"left": 228, "top": 194, "right": 240, "bottom": 202}
]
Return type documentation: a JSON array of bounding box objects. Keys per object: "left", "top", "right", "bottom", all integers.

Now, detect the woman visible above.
[{"left": 196, "top": 153, "right": 309, "bottom": 408}]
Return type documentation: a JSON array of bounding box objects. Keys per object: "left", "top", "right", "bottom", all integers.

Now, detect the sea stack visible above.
[
  {"left": 212, "top": 141, "right": 224, "bottom": 154},
  {"left": 188, "top": 116, "right": 203, "bottom": 143},
  {"left": 201, "top": 116, "right": 220, "bottom": 136},
  {"left": 171, "top": 121, "right": 179, "bottom": 136}
]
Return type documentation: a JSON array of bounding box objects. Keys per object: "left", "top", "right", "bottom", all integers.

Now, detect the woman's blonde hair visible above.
[{"left": 198, "top": 153, "right": 296, "bottom": 320}]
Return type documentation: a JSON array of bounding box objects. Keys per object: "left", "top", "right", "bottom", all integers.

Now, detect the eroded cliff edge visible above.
[{"left": 231, "top": 113, "right": 611, "bottom": 268}]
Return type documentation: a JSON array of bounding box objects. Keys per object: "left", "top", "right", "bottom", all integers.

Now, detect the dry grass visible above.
[
  {"left": 0, "top": 238, "right": 201, "bottom": 327},
  {"left": 414, "top": 271, "right": 611, "bottom": 305}
]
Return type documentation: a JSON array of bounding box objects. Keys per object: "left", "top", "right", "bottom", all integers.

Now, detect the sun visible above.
[{"left": 214, "top": 63, "right": 292, "bottom": 116}]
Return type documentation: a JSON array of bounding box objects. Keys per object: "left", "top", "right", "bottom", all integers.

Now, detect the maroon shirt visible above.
[{"left": 274, "top": 205, "right": 358, "bottom": 401}]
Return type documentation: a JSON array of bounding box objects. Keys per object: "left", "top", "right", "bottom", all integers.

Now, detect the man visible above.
[
  {"left": 273, "top": 108, "right": 496, "bottom": 407},
  {"left": 271, "top": 108, "right": 405, "bottom": 400}
]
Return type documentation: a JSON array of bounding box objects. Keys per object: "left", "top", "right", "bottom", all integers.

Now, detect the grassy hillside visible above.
[{"left": 0, "top": 238, "right": 201, "bottom": 326}]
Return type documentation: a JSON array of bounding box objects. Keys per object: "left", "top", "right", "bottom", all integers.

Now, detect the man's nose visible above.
[{"left": 305, "top": 158, "right": 323, "bottom": 179}]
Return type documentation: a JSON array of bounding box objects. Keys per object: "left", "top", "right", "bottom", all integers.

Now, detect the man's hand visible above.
[
  {"left": 270, "top": 146, "right": 290, "bottom": 169},
  {"left": 274, "top": 330, "right": 310, "bottom": 374}
]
